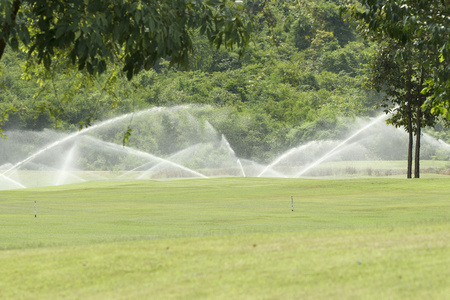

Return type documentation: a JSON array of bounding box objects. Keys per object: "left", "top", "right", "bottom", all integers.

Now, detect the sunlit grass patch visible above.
[{"left": 0, "top": 178, "right": 449, "bottom": 299}]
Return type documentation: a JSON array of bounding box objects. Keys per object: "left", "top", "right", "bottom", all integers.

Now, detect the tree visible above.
[
  {"left": 342, "top": 0, "right": 450, "bottom": 118},
  {"left": 0, "top": 0, "right": 251, "bottom": 133},
  {"left": 368, "top": 42, "right": 438, "bottom": 178},
  {"left": 343, "top": 0, "right": 450, "bottom": 178}
]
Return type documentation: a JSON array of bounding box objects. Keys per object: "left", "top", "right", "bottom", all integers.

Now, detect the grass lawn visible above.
[{"left": 0, "top": 177, "right": 449, "bottom": 299}]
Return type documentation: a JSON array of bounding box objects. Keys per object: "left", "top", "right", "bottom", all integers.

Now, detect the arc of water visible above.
[
  {"left": 257, "top": 146, "right": 304, "bottom": 177},
  {"left": 221, "top": 135, "right": 246, "bottom": 177},
  {"left": 0, "top": 173, "right": 27, "bottom": 189},
  {"left": 118, "top": 161, "right": 156, "bottom": 178},
  {"left": 117, "top": 133, "right": 206, "bottom": 179},
  {"left": 55, "top": 144, "right": 84, "bottom": 186},
  {"left": 438, "top": 139, "right": 450, "bottom": 151},
  {"left": 423, "top": 133, "right": 450, "bottom": 151},
  {"left": 241, "top": 158, "right": 288, "bottom": 178},
  {"left": 136, "top": 162, "right": 168, "bottom": 180},
  {"left": 20, "top": 161, "right": 88, "bottom": 185},
  {"left": 82, "top": 136, "right": 209, "bottom": 179},
  {"left": 295, "top": 113, "right": 389, "bottom": 177},
  {"left": 236, "top": 159, "right": 245, "bottom": 177},
  {"left": 2, "top": 107, "right": 161, "bottom": 176},
  {"left": 123, "top": 148, "right": 209, "bottom": 179},
  {"left": 135, "top": 143, "right": 206, "bottom": 179},
  {"left": 204, "top": 121, "right": 220, "bottom": 140},
  {"left": 128, "top": 148, "right": 209, "bottom": 178}
]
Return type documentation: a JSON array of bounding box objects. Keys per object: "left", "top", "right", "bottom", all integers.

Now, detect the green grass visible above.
[{"left": 0, "top": 178, "right": 449, "bottom": 299}]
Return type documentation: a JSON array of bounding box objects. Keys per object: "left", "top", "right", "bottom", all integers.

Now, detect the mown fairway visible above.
[{"left": 0, "top": 178, "right": 449, "bottom": 299}]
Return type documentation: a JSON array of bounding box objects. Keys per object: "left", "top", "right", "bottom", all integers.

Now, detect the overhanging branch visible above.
[{"left": 0, "top": 0, "right": 21, "bottom": 60}]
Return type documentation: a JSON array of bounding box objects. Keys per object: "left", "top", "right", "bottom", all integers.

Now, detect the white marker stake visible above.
[
  {"left": 291, "top": 196, "right": 294, "bottom": 211},
  {"left": 34, "top": 200, "right": 37, "bottom": 218}
]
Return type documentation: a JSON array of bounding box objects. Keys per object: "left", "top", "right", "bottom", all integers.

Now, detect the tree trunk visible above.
[
  {"left": 414, "top": 66, "right": 424, "bottom": 178},
  {"left": 414, "top": 117, "right": 421, "bottom": 178},
  {"left": 0, "top": 0, "right": 21, "bottom": 61},
  {"left": 407, "top": 101, "right": 413, "bottom": 179},
  {"left": 0, "top": 39, "right": 6, "bottom": 61},
  {"left": 414, "top": 67, "right": 426, "bottom": 178},
  {"left": 406, "top": 65, "right": 413, "bottom": 178}
]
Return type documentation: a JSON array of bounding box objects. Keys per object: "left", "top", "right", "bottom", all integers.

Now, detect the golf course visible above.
[{"left": 0, "top": 177, "right": 449, "bottom": 299}]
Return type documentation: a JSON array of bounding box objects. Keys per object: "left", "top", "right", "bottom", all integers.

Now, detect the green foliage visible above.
[
  {"left": 343, "top": 0, "right": 450, "bottom": 177},
  {"left": 343, "top": 0, "right": 450, "bottom": 119},
  {"left": 1, "top": 0, "right": 251, "bottom": 79},
  {"left": 7, "top": 0, "right": 449, "bottom": 162},
  {"left": 0, "top": 0, "right": 252, "bottom": 129},
  {"left": 291, "top": 14, "right": 314, "bottom": 50}
]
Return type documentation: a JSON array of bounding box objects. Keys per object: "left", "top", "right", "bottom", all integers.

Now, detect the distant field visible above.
[
  {"left": 295, "top": 160, "right": 450, "bottom": 177},
  {"left": 2, "top": 160, "right": 449, "bottom": 191},
  {"left": 0, "top": 178, "right": 449, "bottom": 299}
]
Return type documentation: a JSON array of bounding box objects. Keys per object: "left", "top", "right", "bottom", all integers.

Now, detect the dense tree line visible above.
[{"left": 1, "top": 0, "right": 449, "bottom": 164}]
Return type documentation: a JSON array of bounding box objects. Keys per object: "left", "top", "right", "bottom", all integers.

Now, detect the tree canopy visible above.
[
  {"left": 0, "top": 0, "right": 251, "bottom": 80},
  {"left": 342, "top": 0, "right": 450, "bottom": 118}
]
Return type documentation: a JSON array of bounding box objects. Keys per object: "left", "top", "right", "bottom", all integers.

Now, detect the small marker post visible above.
[
  {"left": 291, "top": 196, "right": 294, "bottom": 211},
  {"left": 34, "top": 200, "right": 36, "bottom": 218}
]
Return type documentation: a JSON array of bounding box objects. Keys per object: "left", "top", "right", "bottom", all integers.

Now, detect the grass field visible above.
[{"left": 0, "top": 177, "right": 449, "bottom": 299}]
